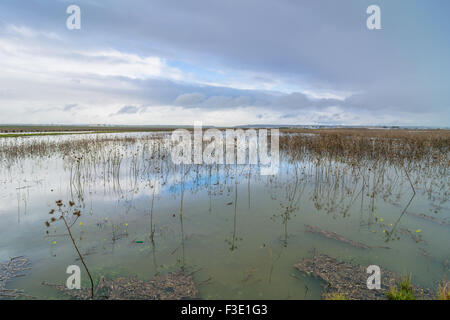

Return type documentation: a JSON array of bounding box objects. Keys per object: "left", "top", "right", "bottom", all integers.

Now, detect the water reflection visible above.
[{"left": 0, "top": 132, "right": 448, "bottom": 299}]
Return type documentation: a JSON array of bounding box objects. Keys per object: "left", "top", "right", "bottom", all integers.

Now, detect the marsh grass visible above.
[
  {"left": 437, "top": 278, "right": 449, "bottom": 300},
  {"left": 1, "top": 129, "right": 443, "bottom": 243},
  {"left": 324, "top": 292, "right": 347, "bottom": 300},
  {"left": 1, "top": 128, "right": 448, "bottom": 299},
  {"left": 1, "top": 130, "right": 445, "bottom": 233},
  {"left": 45, "top": 200, "right": 95, "bottom": 299},
  {"left": 386, "top": 274, "right": 416, "bottom": 300}
]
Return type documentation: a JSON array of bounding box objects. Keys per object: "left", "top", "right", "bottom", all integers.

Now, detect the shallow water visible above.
[{"left": 0, "top": 132, "right": 448, "bottom": 299}]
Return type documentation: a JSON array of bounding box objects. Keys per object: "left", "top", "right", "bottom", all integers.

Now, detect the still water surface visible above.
[{"left": 0, "top": 132, "right": 448, "bottom": 299}]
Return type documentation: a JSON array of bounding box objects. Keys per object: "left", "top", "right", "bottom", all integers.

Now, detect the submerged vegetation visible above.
[
  {"left": 0, "top": 256, "right": 32, "bottom": 299},
  {"left": 294, "top": 254, "right": 433, "bottom": 300},
  {"left": 43, "top": 271, "right": 198, "bottom": 300},
  {"left": 0, "top": 128, "right": 448, "bottom": 299}
]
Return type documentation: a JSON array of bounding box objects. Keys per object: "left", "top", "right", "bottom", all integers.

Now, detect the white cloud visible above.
[
  {"left": 4, "top": 24, "right": 61, "bottom": 40},
  {"left": 0, "top": 36, "right": 183, "bottom": 83},
  {"left": 0, "top": 20, "right": 446, "bottom": 127}
]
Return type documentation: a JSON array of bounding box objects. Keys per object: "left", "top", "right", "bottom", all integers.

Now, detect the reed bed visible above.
[
  {"left": 1, "top": 129, "right": 448, "bottom": 239},
  {"left": 0, "top": 129, "right": 448, "bottom": 300}
]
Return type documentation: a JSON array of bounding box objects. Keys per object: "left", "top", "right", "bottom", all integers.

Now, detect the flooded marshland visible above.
[{"left": 0, "top": 130, "right": 449, "bottom": 299}]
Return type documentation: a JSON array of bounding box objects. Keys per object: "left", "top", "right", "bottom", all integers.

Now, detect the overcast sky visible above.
[{"left": 0, "top": 0, "right": 449, "bottom": 126}]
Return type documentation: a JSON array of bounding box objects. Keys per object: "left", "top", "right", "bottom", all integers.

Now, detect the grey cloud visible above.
[
  {"left": 2, "top": 0, "right": 442, "bottom": 88},
  {"left": 138, "top": 79, "right": 339, "bottom": 112},
  {"left": 201, "top": 96, "right": 250, "bottom": 109},
  {"left": 63, "top": 103, "right": 78, "bottom": 111},
  {"left": 109, "top": 76, "right": 448, "bottom": 119},
  {"left": 0, "top": 0, "right": 448, "bottom": 126},
  {"left": 314, "top": 114, "right": 346, "bottom": 125},
  {"left": 174, "top": 93, "right": 205, "bottom": 106},
  {"left": 275, "top": 93, "right": 342, "bottom": 110},
  {"left": 113, "top": 105, "right": 140, "bottom": 115}
]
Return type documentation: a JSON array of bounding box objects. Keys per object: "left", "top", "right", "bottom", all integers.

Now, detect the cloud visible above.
[
  {"left": 63, "top": 104, "right": 78, "bottom": 111},
  {"left": 174, "top": 93, "right": 205, "bottom": 106},
  {"left": 0, "top": 1, "right": 448, "bottom": 126},
  {"left": 0, "top": 31, "right": 184, "bottom": 83},
  {"left": 113, "top": 105, "right": 140, "bottom": 115},
  {"left": 3, "top": 24, "right": 61, "bottom": 40}
]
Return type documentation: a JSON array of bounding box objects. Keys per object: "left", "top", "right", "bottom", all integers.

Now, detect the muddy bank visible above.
[
  {"left": 294, "top": 253, "right": 434, "bottom": 300},
  {"left": 43, "top": 270, "right": 198, "bottom": 300},
  {"left": 304, "top": 225, "right": 390, "bottom": 249},
  {"left": 406, "top": 212, "right": 450, "bottom": 227},
  {"left": 0, "top": 256, "right": 32, "bottom": 299}
]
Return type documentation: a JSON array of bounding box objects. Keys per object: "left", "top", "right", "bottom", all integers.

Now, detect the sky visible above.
[{"left": 0, "top": 0, "right": 449, "bottom": 127}]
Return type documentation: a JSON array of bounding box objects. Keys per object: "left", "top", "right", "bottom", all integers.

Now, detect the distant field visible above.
[
  {"left": 0, "top": 125, "right": 448, "bottom": 138},
  {"left": 0, "top": 125, "right": 175, "bottom": 133},
  {"left": 0, "top": 125, "right": 177, "bottom": 138}
]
